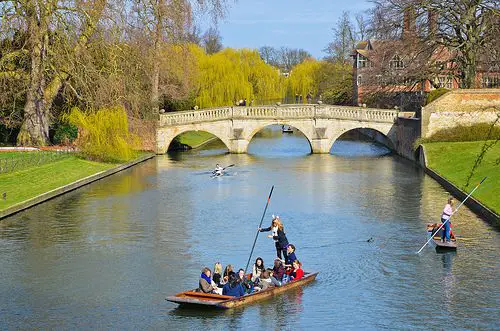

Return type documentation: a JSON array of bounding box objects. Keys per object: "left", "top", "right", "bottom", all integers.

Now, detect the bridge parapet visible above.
[
  {"left": 315, "top": 106, "right": 397, "bottom": 122},
  {"left": 159, "top": 104, "right": 398, "bottom": 126},
  {"left": 233, "top": 105, "right": 315, "bottom": 119},
  {"left": 160, "top": 107, "right": 232, "bottom": 126}
]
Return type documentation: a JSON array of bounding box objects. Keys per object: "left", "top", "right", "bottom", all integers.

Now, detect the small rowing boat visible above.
[
  {"left": 426, "top": 223, "right": 457, "bottom": 251},
  {"left": 166, "top": 271, "right": 318, "bottom": 309},
  {"left": 281, "top": 125, "right": 293, "bottom": 133}
]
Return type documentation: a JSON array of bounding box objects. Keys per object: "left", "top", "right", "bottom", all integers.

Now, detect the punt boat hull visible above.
[
  {"left": 167, "top": 271, "right": 318, "bottom": 309},
  {"left": 427, "top": 224, "right": 457, "bottom": 251}
]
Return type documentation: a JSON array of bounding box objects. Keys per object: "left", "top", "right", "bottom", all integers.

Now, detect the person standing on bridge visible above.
[
  {"left": 306, "top": 93, "right": 312, "bottom": 104},
  {"left": 259, "top": 215, "right": 289, "bottom": 261}
]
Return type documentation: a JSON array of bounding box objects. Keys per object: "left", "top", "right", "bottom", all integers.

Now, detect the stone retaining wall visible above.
[{"left": 422, "top": 89, "right": 500, "bottom": 138}]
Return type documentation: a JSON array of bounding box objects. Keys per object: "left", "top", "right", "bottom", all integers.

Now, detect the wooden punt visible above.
[
  {"left": 281, "top": 125, "right": 294, "bottom": 133},
  {"left": 427, "top": 224, "right": 457, "bottom": 251},
  {"left": 166, "top": 271, "right": 318, "bottom": 309}
]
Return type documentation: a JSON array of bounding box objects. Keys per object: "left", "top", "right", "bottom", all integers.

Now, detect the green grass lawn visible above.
[
  {"left": 176, "top": 131, "right": 215, "bottom": 147},
  {"left": 0, "top": 152, "right": 23, "bottom": 159},
  {"left": 424, "top": 141, "right": 499, "bottom": 214},
  {"left": 0, "top": 155, "right": 114, "bottom": 211}
]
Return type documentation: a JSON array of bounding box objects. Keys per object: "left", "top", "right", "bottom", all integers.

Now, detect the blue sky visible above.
[{"left": 214, "top": 0, "right": 372, "bottom": 59}]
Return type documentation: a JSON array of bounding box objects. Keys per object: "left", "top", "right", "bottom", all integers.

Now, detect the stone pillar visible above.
[
  {"left": 156, "top": 129, "right": 168, "bottom": 154},
  {"left": 311, "top": 139, "right": 331, "bottom": 154},
  {"left": 229, "top": 139, "right": 249, "bottom": 154}
]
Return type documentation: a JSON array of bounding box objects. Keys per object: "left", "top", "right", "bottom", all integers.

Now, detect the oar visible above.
[
  {"left": 416, "top": 177, "right": 487, "bottom": 254},
  {"left": 244, "top": 185, "right": 274, "bottom": 274},
  {"left": 211, "top": 164, "right": 234, "bottom": 174}
]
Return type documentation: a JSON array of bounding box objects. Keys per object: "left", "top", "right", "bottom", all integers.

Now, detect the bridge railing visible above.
[
  {"left": 159, "top": 107, "right": 232, "bottom": 126},
  {"left": 233, "top": 105, "right": 315, "bottom": 118},
  {"left": 159, "top": 105, "right": 398, "bottom": 126}
]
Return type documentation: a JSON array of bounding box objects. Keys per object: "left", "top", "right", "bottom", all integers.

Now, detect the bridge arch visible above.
[
  {"left": 157, "top": 105, "right": 401, "bottom": 155},
  {"left": 245, "top": 121, "right": 314, "bottom": 153},
  {"left": 327, "top": 125, "right": 396, "bottom": 153},
  {"left": 157, "top": 125, "right": 231, "bottom": 154}
]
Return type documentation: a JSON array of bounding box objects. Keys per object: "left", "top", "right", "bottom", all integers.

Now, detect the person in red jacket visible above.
[{"left": 286, "top": 260, "right": 304, "bottom": 281}]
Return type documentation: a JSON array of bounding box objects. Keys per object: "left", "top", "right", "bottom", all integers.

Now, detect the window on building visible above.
[
  {"left": 357, "top": 75, "right": 362, "bottom": 86},
  {"left": 358, "top": 55, "right": 370, "bottom": 68},
  {"left": 436, "top": 76, "right": 454, "bottom": 89},
  {"left": 482, "top": 76, "right": 500, "bottom": 88},
  {"left": 403, "top": 77, "right": 414, "bottom": 86},
  {"left": 390, "top": 55, "right": 404, "bottom": 69},
  {"left": 445, "top": 77, "right": 453, "bottom": 89}
]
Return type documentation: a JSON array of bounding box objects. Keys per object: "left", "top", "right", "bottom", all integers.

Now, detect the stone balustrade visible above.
[{"left": 159, "top": 105, "right": 398, "bottom": 126}]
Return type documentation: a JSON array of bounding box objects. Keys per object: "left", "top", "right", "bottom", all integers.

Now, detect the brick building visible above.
[{"left": 351, "top": 10, "right": 499, "bottom": 107}]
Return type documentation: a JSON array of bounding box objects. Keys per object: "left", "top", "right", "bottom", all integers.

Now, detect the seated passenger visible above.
[
  {"left": 258, "top": 270, "right": 272, "bottom": 290},
  {"left": 284, "top": 244, "right": 298, "bottom": 266},
  {"left": 290, "top": 260, "right": 304, "bottom": 281},
  {"left": 238, "top": 268, "right": 254, "bottom": 294},
  {"left": 222, "top": 273, "right": 245, "bottom": 297},
  {"left": 213, "top": 262, "right": 223, "bottom": 287},
  {"left": 258, "top": 269, "right": 281, "bottom": 290},
  {"left": 223, "top": 264, "right": 235, "bottom": 284},
  {"left": 199, "top": 267, "right": 214, "bottom": 293},
  {"left": 251, "top": 257, "right": 265, "bottom": 282},
  {"left": 272, "top": 258, "right": 285, "bottom": 282}
]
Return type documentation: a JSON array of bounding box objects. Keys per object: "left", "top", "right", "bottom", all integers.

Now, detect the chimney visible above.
[
  {"left": 402, "top": 6, "right": 416, "bottom": 39},
  {"left": 428, "top": 10, "right": 438, "bottom": 37}
]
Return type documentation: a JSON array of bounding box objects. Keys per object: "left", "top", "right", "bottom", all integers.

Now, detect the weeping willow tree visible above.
[
  {"left": 286, "top": 59, "right": 322, "bottom": 102},
  {"left": 65, "top": 106, "right": 140, "bottom": 163},
  {"left": 193, "top": 47, "right": 284, "bottom": 108}
]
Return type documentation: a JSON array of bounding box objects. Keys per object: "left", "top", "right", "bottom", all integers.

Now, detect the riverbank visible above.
[
  {"left": 0, "top": 153, "right": 154, "bottom": 219},
  {"left": 423, "top": 141, "right": 499, "bottom": 217}
]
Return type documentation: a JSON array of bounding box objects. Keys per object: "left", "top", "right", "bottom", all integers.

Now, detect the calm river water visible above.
[{"left": 1, "top": 126, "right": 499, "bottom": 330}]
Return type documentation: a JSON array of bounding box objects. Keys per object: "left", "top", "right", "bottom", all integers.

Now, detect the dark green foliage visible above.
[
  {"left": 162, "top": 95, "right": 197, "bottom": 112},
  {"left": 321, "top": 89, "right": 351, "bottom": 105},
  {"left": 53, "top": 123, "right": 78, "bottom": 145},
  {"left": 0, "top": 124, "right": 19, "bottom": 145},
  {"left": 425, "top": 88, "right": 449, "bottom": 105},
  {"left": 315, "top": 61, "right": 353, "bottom": 106}
]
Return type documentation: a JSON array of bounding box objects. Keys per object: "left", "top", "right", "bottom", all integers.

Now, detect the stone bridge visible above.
[{"left": 156, "top": 104, "right": 420, "bottom": 159}]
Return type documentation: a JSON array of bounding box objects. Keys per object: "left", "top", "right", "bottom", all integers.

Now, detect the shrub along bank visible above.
[{"left": 64, "top": 106, "right": 141, "bottom": 163}]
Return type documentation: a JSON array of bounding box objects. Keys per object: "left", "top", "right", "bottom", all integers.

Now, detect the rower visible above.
[{"left": 214, "top": 164, "right": 224, "bottom": 176}]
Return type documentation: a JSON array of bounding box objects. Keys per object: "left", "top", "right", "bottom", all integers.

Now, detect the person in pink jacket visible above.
[{"left": 441, "top": 197, "right": 454, "bottom": 242}]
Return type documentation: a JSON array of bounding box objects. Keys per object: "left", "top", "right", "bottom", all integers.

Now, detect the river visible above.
[{"left": 1, "top": 126, "right": 498, "bottom": 330}]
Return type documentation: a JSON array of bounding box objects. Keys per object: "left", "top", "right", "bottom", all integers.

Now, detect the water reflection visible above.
[
  {"left": 441, "top": 253, "right": 456, "bottom": 295},
  {"left": 0, "top": 130, "right": 499, "bottom": 330}
]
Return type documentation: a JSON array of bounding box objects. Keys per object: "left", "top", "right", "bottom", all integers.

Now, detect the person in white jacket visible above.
[{"left": 441, "top": 197, "right": 454, "bottom": 242}]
